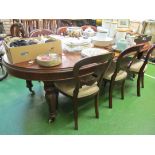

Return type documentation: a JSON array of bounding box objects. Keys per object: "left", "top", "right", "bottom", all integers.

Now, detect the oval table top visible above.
[{"left": 3, "top": 52, "right": 84, "bottom": 81}]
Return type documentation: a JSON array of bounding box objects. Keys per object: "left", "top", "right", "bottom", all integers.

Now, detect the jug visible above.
[{"left": 116, "top": 39, "right": 128, "bottom": 51}]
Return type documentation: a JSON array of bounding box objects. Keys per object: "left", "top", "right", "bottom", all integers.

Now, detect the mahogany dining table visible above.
[
  {"left": 2, "top": 35, "right": 150, "bottom": 123},
  {"left": 3, "top": 51, "right": 105, "bottom": 123}
]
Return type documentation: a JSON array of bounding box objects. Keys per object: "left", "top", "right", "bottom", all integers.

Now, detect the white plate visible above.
[
  {"left": 81, "top": 48, "right": 109, "bottom": 57},
  {"left": 64, "top": 38, "right": 91, "bottom": 46}
]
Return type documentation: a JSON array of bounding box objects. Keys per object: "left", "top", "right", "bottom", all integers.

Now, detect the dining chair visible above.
[
  {"left": 10, "top": 23, "right": 35, "bottom": 94},
  {"left": 134, "top": 35, "right": 152, "bottom": 59},
  {"left": 10, "top": 23, "right": 26, "bottom": 38},
  {"left": 129, "top": 44, "right": 155, "bottom": 96},
  {"left": 54, "top": 52, "right": 113, "bottom": 130},
  {"left": 81, "top": 25, "right": 97, "bottom": 32},
  {"left": 103, "top": 44, "right": 144, "bottom": 108},
  {"left": 29, "top": 29, "right": 53, "bottom": 37},
  {"left": 56, "top": 27, "right": 68, "bottom": 36}
]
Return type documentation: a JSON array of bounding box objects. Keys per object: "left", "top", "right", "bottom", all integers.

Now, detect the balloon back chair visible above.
[
  {"left": 54, "top": 52, "right": 113, "bottom": 130},
  {"left": 57, "top": 27, "right": 68, "bottom": 36},
  {"left": 103, "top": 44, "right": 144, "bottom": 108},
  {"left": 129, "top": 43, "right": 155, "bottom": 96},
  {"left": 81, "top": 25, "right": 97, "bottom": 32},
  {"left": 10, "top": 23, "right": 36, "bottom": 93},
  {"left": 10, "top": 23, "right": 26, "bottom": 38}
]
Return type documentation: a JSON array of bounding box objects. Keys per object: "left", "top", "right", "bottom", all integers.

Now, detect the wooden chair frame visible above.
[
  {"left": 103, "top": 44, "right": 144, "bottom": 108},
  {"left": 55, "top": 52, "right": 114, "bottom": 130}
]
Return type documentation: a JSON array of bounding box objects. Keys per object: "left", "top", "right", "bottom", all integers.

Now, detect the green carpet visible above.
[{"left": 0, "top": 64, "right": 155, "bottom": 135}]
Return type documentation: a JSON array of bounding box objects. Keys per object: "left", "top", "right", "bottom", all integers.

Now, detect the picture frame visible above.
[
  {"left": 130, "top": 21, "right": 141, "bottom": 33},
  {"left": 117, "top": 19, "right": 130, "bottom": 28}
]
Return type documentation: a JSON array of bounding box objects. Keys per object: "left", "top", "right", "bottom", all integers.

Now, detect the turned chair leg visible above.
[
  {"left": 94, "top": 94, "right": 99, "bottom": 118},
  {"left": 137, "top": 74, "right": 141, "bottom": 97},
  {"left": 26, "top": 80, "right": 35, "bottom": 95},
  {"left": 141, "top": 72, "right": 144, "bottom": 88},
  {"left": 109, "top": 80, "right": 114, "bottom": 108},
  {"left": 73, "top": 98, "right": 78, "bottom": 130},
  {"left": 103, "top": 80, "right": 107, "bottom": 89},
  {"left": 121, "top": 80, "right": 125, "bottom": 100},
  {"left": 56, "top": 91, "right": 59, "bottom": 110}
]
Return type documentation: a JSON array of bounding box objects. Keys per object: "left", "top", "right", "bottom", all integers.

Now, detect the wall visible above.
[{"left": 0, "top": 19, "right": 13, "bottom": 34}]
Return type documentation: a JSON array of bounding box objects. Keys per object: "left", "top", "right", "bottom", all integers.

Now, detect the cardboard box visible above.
[{"left": 4, "top": 37, "right": 62, "bottom": 64}]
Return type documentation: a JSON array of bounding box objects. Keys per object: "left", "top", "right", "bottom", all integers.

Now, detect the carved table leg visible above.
[
  {"left": 44, "top": 81, "right": 58, "bottom": 123},
  {"left": 26, "top": 80, "right": 35, "bottom": 95}
]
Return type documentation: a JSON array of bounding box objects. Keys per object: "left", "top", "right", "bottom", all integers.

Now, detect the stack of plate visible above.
[
  {"left": 92, "top": 36, "right": 113, "bottom": 47},
  {"left": 63, "top": 38, "right": 91, "bottom": 52}
]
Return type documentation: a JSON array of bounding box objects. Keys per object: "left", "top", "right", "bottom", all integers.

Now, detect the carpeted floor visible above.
[{"left": 0, "top": 64, "right": 155, "bottom": 135}]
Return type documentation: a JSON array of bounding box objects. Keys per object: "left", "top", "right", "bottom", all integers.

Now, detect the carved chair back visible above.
[
  {"left": 111, "top": 44, "right": 144, "bottom": 81},
  {"left": 72, "top": 52, "right": 113, "bottom": 99},
  {"left": 81, "top": 25, "right": 97, "bottom": 32},
  {"left": 57, "top": 27, "right": 68, "bottom": 35},
  {"left": 10, "top": 23, "right": 25, "bottom": 38},
  {"left": 140, "top": 44, "right": 155, "bottom": 73}
]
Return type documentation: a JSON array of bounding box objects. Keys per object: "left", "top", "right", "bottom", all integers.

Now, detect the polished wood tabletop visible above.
[{"left": 3, "top": 52, "right": 83, "bottom": 81}]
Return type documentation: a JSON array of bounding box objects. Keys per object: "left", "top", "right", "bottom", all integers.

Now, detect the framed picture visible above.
[
  {"left": 130, "top": 21, "right": 141, "bottom": 33},
  {"left": 117, "top": 19, "right": 130, "bottom": 28}
]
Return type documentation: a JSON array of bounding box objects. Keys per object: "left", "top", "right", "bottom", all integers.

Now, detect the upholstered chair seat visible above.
[
  {"left": 103, "top": 62, "right": 127, "bottom": 81},
  {"left": 55, "top": 80, "right": 99, "bottom": 98},
  {"left": 129, "top": 59, "right": 147, "bottom": 73},
  {"left": 102, "top": 45, "right": 144, "bottom": 108},
  {"left": 54, "top": 53, "right": 113, "bottom": 130}
]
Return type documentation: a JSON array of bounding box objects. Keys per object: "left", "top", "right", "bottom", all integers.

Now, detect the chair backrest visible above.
[
  {"left": 81, "top": 25, "right": 97, "bottom": 32},
  {"left": 134, "top": 35, "right": 152, "bottom": 58},
  {"left": 111, "top": 44, "right": 144, "bottom": 80},
  {"left": 134, "top": 35, "right": 152, "bottom": 44},
  {"left": 10, "top": 23, "right": 25, "bottom": 38},
  {"left": 140, "top": 44, "right": 155, "bottom": 72},
  {"left": 57, "top": 27, "right": 68, "bottom": 35},
  {"left": 72, "top": 52, "right": 114, "bottom": 98},
  {"left": 29, "top": 29, "right": 53, "bottom": 37}
]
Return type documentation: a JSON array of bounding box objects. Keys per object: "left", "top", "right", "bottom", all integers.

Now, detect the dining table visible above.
[
  {"left": 2, "top": 34, "right": 150, "bottom": 123},
  {"left": 3, "top": 44, "right": 112, "bottom": 123}
]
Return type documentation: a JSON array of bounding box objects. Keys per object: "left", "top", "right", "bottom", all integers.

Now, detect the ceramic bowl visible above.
[
  {"left": 92, "top": 36, "right": 113, "bottom": 47},
  {"left": 36, "top": 53, "right": 61, "bottom": 67}
]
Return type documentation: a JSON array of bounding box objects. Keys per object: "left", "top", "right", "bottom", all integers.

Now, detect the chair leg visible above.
[
  {"left": 56, "top": 91, "right": 59, "bottom": 110},
  {"left": 133, "top": 73, "right": 136, "bottom": 78},
  {"left": 137, "top": 74, "right": 141, "bottom": 97},
  {"left": 103, "top": 80, "right": 107, "bottom": 89},
  {"left": 94, "top": 94, "right": 99, "bottom": 118},
  {"left": 121, "top": 80, "right": 125, "bottom": 100},
  {"left": 141, "top": 72, "right": 144, "bottom": 88},
  {"left": 109, "top": 80, "right": 114, "bottom": 108},
  {"left": 73, "top": 98, "right": 78, "bottom": 130},
  {"left": 26, "top": 80, "right": 35, "bottom": 95}
]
